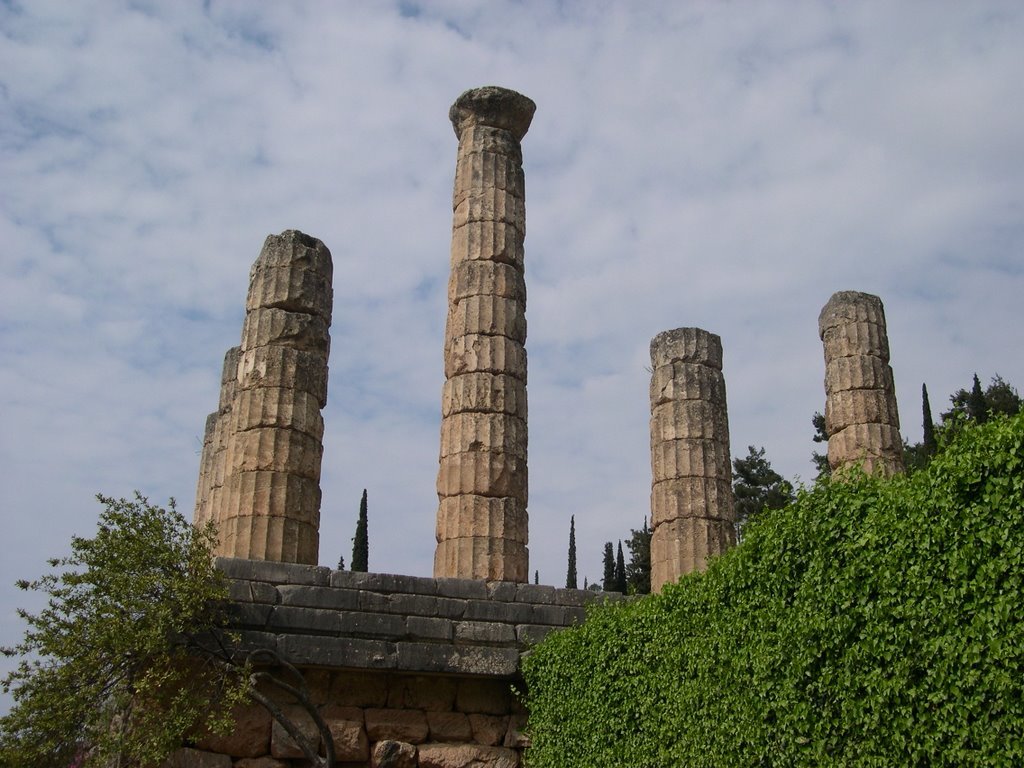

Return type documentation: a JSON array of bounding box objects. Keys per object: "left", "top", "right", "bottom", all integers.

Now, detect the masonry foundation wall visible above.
[{"left": 164, "top": 559, "right": 620, "bottom": 767}]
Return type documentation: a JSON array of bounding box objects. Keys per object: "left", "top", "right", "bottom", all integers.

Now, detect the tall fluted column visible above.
[
  {"left": 649, "top": 328, "right": 735, "bottom": 592},
  {"left": 435, "top": 86, "right": 535, "bottom": 582},
  {"left": 209, "top": 230, "right": 333, "bottom": 564},
  {"left": 819, "top": 291, "right": 903, "bottom": 476},
  {"left": 194, "top": 345, "right": 240, "bottom": 528}
]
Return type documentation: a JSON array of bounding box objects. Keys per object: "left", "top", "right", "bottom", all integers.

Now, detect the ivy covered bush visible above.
[{"left": 523, "top": 411, "right": 1024, "bottom": 767}]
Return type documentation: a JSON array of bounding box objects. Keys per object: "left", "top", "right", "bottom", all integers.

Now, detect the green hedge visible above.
[{"left": 523, "top": 412, "right": 1024, "bottom": 767}]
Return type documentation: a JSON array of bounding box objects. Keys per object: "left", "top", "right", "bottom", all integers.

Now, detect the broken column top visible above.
[
  {"left": 247, "top": 229, "right": 333, "bottom": 321},
  {"left": 449, "top": 86, "right": 536, "bottom": 141},
  {"left": 650, "top": 327, "right": 723, "bottom": 370},
  {"left": 818, "top": 291, "right": 885, "bottom": 337}
]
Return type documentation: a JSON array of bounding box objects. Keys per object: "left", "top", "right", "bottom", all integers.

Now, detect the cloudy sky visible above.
[{"left": 2, "top": 0, "right": 1022, "bottom": 711}]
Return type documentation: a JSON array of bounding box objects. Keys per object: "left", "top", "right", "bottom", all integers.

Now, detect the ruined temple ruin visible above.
[
  {"left": 648, "top": 328, "right": 735, "bottom": 592},
  {"left": 182, "top": 86, "right": 911, "bottom": 766},
  {"left": 819, "top": 290, "right": 903, "bottom": 476},
  {"left": 435, "top": 87, "right": 535, "bottom": 583},
  {"left": 194, "top": 230, "right": 333, "bottom": 564}
]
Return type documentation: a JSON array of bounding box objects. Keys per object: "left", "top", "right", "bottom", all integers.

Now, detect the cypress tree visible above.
[
  {"left": 614, "top": 541, "right": 627, "bottom": 594},
  {"left": 351, "top": 489, "right": 369, "bottom": 572},
  {"left": 336, "top": 554, "right": 345, "bottom": 571},
  {"left": 922, "top": 383, "right": 938, "bottom": 457},
  {"left": 566, "top": 516, "right": 578, "bottom": 589},
  {"left": 602, "top": 542, "right": 616, "bottom": 592},
  {"left": 968, "top": 373, "right": 988, "bottom": 423},
  {"left": 534, "top": 570, "right": 539, "bottom": 585},
  {"left": 625, "top": 519, "right": 652, "bottom": 595}
]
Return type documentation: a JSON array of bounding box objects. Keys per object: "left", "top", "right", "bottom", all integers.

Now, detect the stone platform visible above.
[{"left": 183, "top": 559, "right": 626, "bottom": 766}]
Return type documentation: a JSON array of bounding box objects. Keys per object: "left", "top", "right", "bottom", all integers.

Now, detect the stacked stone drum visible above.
[
  {"left": 435, "top": 87, "right": 535, "bottom": 582},
  {"left": 648, "top": 328, "right": 735, "bottom": 592},
  {"left": 196, "top": 230, "right": 333, "bottom": 564},
  {"left": 818, "top": 291, "right": 903, "bottom": 476}
]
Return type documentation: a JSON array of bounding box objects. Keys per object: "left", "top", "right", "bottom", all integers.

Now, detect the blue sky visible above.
[{"left": 2, "top": 0, "right": 1023, "bottom": 714}]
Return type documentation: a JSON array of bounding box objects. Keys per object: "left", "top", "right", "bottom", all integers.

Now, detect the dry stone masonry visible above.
[
  {"left": 648, "top": 328, "right": 735, "bottom": 592},
  {"left": 161, "top": 558, "right": 621, "bottom": 767},
  {"left": 195, "top": 230, "right": 333, "bottom": 564},
  {"left": 818, "top": 291, "right": 903, "bottom": 476},
  {"left": 435, "top": 87, "right": 536, "bottom": 583}
]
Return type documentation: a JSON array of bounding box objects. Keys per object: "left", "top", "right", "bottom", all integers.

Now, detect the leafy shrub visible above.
[
  {"left": 1, "top": 494, "right": 249, "bottom": 768},
  {"left": 523, "top": 412, "right": 1024, "bottom": 767}
]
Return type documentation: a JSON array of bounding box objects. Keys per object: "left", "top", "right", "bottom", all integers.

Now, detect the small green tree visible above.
[
  {"left": 967, "top": 373, "right": 988, "bottom": 423},
  {"left": 905, "top": 383, "right": 939, "bottom": 473},
  {"left": 811, "top": 411, "right": 831, "bottom": 480},
  {"left": 943, "top": 374, "right": 1021, "bottom": 430},
  {"left": 351, "top": 489, "right": 369, "bottom": 573},
  {"left": 336, "top": 554, "right": 345, "bottom": 571},
  {"left": 0, "top": 494, "right": 336, "bottom": 768},
  {"left": 566, "top": 516, "right": 578, "bottom": 589},
  {"left": 614, "top": 542, "right": 627, "bottom": 595},
  {"left": 921, "top": 382, "right": 938, "bottom": 457},
  {"left": 625, "top": 520, "right": 652, "bottom": 596},
  {"left": 984, "top": 374, "right": 1023, "bottom": 416},
  {"left": 732, "top": 446, "right": 794, "bottom": 538},
  {"left": 601, "top": 542, "right": 616, "bottom": 592},
  {"left": 0, "top": 494, "right": 250, "bottom": 767}
]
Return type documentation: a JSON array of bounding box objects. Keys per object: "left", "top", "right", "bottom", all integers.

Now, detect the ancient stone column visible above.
[
  {"left": 208, "top": 230, "right": 333, "bottom": 564},
  {"left": 435, "top": 86, "right": 535, "bottom": 582},
  {"left": 194, "top": 345, "right": 240, "bottom": 529},
  {"left": 649, "top": 328, "right": 735, "bottom": 592},
  {"left": 819, "top": 291, "right": 903, "bottom": 476}
]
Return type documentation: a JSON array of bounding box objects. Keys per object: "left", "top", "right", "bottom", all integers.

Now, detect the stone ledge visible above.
[{"left": 219, "top": 557, "right": 627, "bottom": 679}]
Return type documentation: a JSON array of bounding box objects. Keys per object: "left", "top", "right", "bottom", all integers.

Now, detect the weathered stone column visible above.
[
  {"left": 435, "top": 86, "right": 535, "bottom": 582},
  {"left": 819, "top": 291, "right": 903, "bottom": 476},
  {"left": 209, "top": 230, "right": 333, "bottom": 563},
  {"left": 649, "top": 328, "right": 735, "bottom": 592},
  {"left": 194, "top": 345, "right": 240, "bottom": 528}
]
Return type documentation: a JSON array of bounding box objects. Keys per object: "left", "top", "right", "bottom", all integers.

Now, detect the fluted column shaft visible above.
[
  {"left": 206, "top": 230, "right": 333, "bottom": 564},
  {"left": 649, "top": 328, "right": 735, "bottom": 592},
  {"left": 435, "top": 87, "right": 535, "bottom": 582},
  {"left": 819, "top": 291, "right": 903, "bottom": 476},
  {"left": 194, "top": 345, "right": 240, "bottom": 528}
]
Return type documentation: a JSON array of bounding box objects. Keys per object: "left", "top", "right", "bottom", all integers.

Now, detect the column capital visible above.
[{"left": 450, "top": 86, "right": 536, "bottom": 141}]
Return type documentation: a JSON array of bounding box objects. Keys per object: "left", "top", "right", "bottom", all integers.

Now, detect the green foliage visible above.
[
  {"left": 351, "top": 489, "right": 369, "bottom": 572},
  {"left": 625, "top": 521, "right": 651, "bottom": 596},
  {"left": 944, "top": 373, "right": 1022, "bottom": 425},
  {"left": 566, "top": 516, "right": 577, "bottom": 589},
  {"left": 523, "top": 413, "right": 1024, "bottom": 767},
  {"left": 811, "top": 411, "right": 831, "bottom": 479},
  {"left": 614, "top": 541, "right": 627, "bottom": 595},
  {"left": 732, "top": 445, "right": 794, "bottom": 538},
  {"left": 601, "top": 542, "right": 616, "bottom": 592},
  {"left": 922, "top": 382, "right": 938, "bottom": 457},
  {"left": 0, "top": 494, "right": 249, "bottom": 768}
]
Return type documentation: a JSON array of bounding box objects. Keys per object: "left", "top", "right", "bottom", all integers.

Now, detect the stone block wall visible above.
[{"left": 165, "top": 558, "right": 622, "bottom": 767}]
